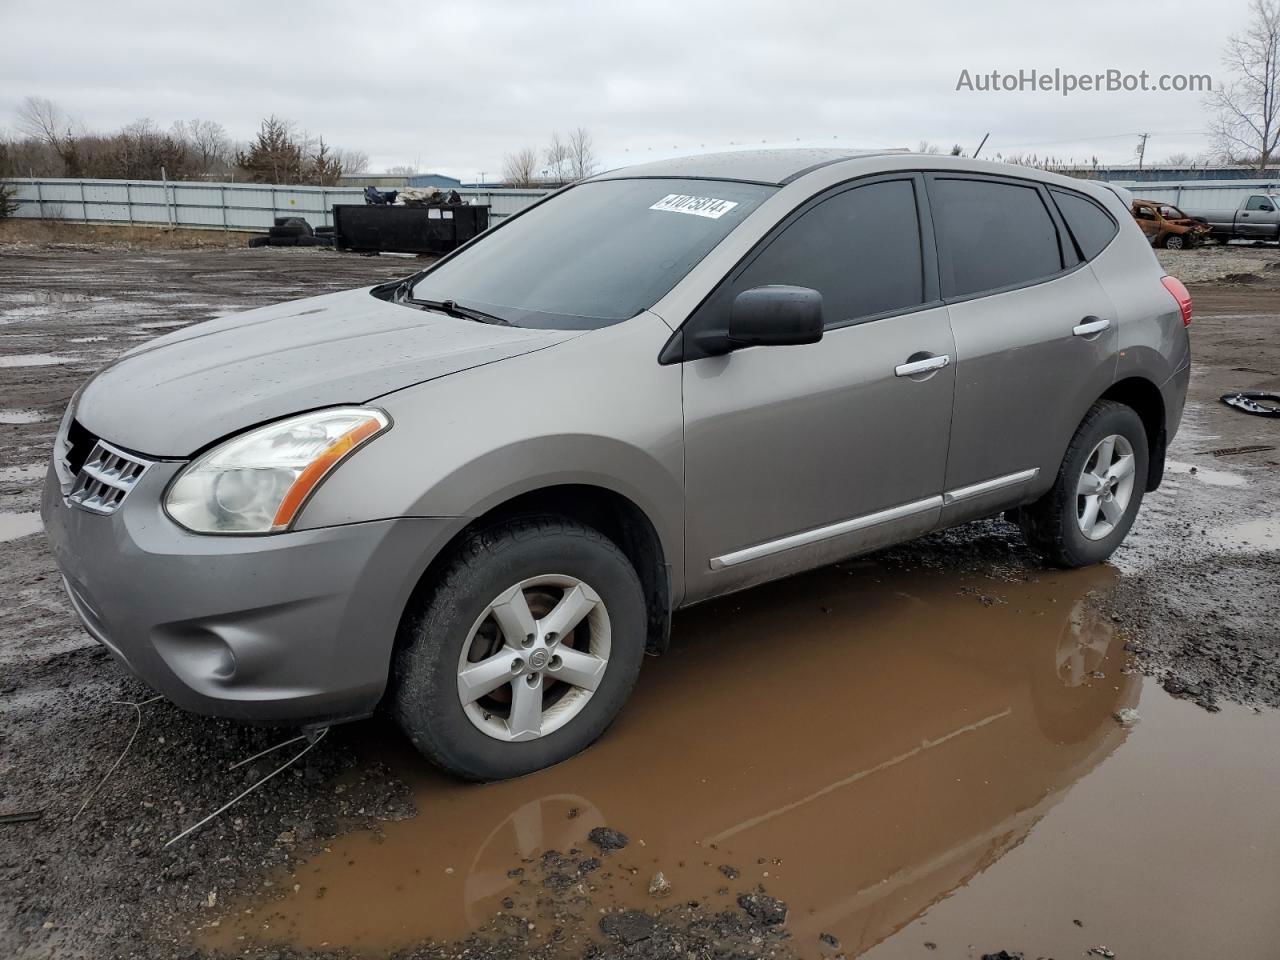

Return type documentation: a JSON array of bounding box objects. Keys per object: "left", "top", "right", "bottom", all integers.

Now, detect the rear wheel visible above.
[
  {"left": 392, "top": 516, "right": 646, "bottom": 781},
  {"left": 1019, "top": 400, "right": 1149, "bottom": 568}
]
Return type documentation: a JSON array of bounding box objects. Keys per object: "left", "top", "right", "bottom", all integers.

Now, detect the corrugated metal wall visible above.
[
  {"left": 1, "top": 178, "right": 550, "bottom": 231},
  {"left": 1114, "top": 179, "right": 1280, "bottom": 210}
]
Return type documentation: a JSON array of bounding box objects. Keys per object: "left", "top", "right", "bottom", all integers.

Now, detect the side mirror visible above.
[{"left": 727, "top": 285, "right": 824, "bottom": 350}]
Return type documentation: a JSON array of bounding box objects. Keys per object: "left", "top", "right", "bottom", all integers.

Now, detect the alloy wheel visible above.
[
  {"left": 456, "top": 575, "right": 611, "bottom": 742},
  {"left": 1076, "top": 434, "right": 1136, "bottom": 541}
]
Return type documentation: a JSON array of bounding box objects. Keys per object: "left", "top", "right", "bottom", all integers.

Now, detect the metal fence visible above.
[
  {"left": 1111, "top": 178, "right": 1280, "bottom": 209},
  {"left": 1, "top": 177, "right": 549, "bottom": 232}
]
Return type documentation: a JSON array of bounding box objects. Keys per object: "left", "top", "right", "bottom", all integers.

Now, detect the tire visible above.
[
  {"left": 274, "top": 216, "right": 314, "bottom": 235},
  {"left": 267, "top": 235, "right": 298, "bottom": 247},
  {"left": 1019, "top": 400, "right": 1149, "bottom": 568},
  {"left": 295, "top": 235, "right": 322, "bottom": 247},
  {"left": 314, "top": 225, "right": 335, "bottom": 237},
  {"left": 246, "top": 236, "right": 270, "bottom": 248},
  {"left": 269, "top": 223, "right": 306, "bottom": 238},
  {"left": 392, "top": 516, "right": 646, "bottom": 781},
  {"left": 1162, "top": 233, "right": 1185, "bottom": 250}
]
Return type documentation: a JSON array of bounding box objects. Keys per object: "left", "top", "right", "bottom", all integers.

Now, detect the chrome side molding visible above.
[
  {"left": 708, "top": 467, "right": 1041, "bottom": 570},
  {"left": 943, "top": 467, "right": 1040, "bottom": 505},
  {"left": 709, "top": 495, "right": 943, "bottom": 570}
]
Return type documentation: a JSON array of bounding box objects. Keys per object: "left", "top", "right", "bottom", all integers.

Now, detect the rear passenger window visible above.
[
  {"left": 1050, "top": 188, "right": 1118, "bottom": 260},
  {"left": 931, "top": 178, "right": 1064, "bottom": 298},
  {"left": 729, "top": 179, "right": 925, "bottom": 326}
]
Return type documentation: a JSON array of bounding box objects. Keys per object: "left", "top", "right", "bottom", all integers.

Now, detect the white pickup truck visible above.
[{"left": 1181, "top": 193, "right": 1280, "bottom": 243}]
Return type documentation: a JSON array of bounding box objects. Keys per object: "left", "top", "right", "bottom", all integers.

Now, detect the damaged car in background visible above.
[{"left": 43, "top": 149, "right": 1191, "bottom": 781}]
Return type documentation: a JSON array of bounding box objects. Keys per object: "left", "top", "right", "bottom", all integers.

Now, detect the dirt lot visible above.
[{"left": 1, "top": 242, "right": 1278, "bottom": 960}]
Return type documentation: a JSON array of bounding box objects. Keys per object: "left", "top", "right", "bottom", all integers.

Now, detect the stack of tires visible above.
[{"left": 247, "top": 218, "right": 336, "bottom": 250}]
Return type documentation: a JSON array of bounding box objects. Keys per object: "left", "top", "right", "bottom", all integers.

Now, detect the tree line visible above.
[
  {"left": 0, "top": 98, "right": 370, "bottom": 185},
  {"left": 503, "top": 127, "right": 598, "bottom": 186}
]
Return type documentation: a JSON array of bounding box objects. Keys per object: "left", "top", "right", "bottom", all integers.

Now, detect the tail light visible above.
[{"left": 1161, "top": 275, "right": 1193, "bottom": 326}]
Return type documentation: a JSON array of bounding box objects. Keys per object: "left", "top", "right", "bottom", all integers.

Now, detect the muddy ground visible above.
[{"left": 1, "top": 242, "right": 1278, "bottom": 960}]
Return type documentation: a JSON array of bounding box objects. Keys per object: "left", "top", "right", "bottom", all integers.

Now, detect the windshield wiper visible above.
[{"left": 408, "top": 296, "right": 509, "bottom": 326}]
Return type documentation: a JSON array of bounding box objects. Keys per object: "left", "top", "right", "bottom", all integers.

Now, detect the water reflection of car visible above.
[
  {"left": 215, "top": 565, "right": 1140, "bottom": 954},
  {"left": 1131, "top": 199, "right": 1210, "bottom": 249}
]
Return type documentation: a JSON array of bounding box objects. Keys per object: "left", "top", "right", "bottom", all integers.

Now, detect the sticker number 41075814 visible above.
[{"left": 649, "top": 194, "right": 739, "bottom": 219}]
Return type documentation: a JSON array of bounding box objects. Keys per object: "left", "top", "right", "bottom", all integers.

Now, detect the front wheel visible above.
[
  {"left": 391, "top": 516, "right": 646, "bottom": 781},
  {"left": 1019, "top": 400, "right": 1149, "bottom": 568},
  {"left": 1162, "top": 233, "right": 1185, "bottom": 250}
]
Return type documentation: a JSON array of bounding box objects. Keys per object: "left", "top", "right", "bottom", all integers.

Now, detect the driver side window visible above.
[
  {"left": 1245, "top": 195, "right": 1274, "bottom": 211},
  {"left": 726, "top": 178, "right": 927, "bottom": 329}
]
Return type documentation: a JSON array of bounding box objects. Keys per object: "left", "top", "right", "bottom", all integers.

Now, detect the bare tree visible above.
[
  {"left": 174, "top": 119, "right": 230, "bottom": 176},
  {"left": 568, "top": 127, "right": 598, "bottom": 180},
  {"left": 16, "top": 96, "right": 80, "bottom": 174},
  {"left": 334, "top": 147, "right": 369, "bottom": 175},
  {"left": 1209, "top": 0, "right": 1280, "bottom": 170},
  {"left": 385, "top": 164, "right": 418, "bottom": 176},
  {"left": 916, "top": 140, "right": 942, "bottom": 155},
  {"left": 503, "top": 146, "right": 539, "bottom": 186},
  {"left": 544, "top": 131, "right": 571, "bottom": 184}
]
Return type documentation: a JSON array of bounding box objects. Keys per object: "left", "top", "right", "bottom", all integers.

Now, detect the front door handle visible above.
[
  {"left": 895, "top": 354, "right": 951, "bottom": 378},
  {"left": 1073, "top": 316, "right": 1111, "bottom": 337}
]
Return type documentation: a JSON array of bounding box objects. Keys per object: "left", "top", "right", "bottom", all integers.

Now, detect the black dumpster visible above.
[{"left": 332, "top": 204, "right": 490, "bottom": 255}]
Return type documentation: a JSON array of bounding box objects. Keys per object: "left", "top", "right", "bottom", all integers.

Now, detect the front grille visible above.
[{"left": 65, "top": 431, "right": 153, "bottom": 516}]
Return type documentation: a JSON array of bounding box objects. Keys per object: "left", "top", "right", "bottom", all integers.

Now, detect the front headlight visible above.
[{"left": 165, "top": 407, "right": 390, "bottom": 534}]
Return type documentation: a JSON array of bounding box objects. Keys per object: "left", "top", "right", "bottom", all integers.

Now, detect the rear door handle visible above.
[
  {"left": 1073, "top": 316, "right": 1111, "bottom": 337},
  {"left": 895, "top": 354, "right": 951, "bottom": 377}
]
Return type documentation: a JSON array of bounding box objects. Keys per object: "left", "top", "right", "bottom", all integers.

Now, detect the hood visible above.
[{"left": 76, "top": 287, "right": 579, "bottom": 457}]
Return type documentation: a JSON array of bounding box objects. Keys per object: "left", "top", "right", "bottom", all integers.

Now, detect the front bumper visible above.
[{"left": 41, "top": 459, "right": 457, "bottom": 724}]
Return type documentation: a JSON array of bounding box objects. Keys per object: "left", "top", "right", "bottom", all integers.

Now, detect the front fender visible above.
[{"left": 297, "top": 312, "right": 686, "bottom": 597}]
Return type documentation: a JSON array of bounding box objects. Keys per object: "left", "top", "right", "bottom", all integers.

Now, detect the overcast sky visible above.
[{"left": 0, "top": 0, "right": 1242, "bottom": 180}]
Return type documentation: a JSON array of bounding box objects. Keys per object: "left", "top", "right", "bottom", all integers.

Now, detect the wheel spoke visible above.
[
  {"left": 539, "top": 583, "right": 599, "bottom": 640},
  {"left": 551, "top": 646, "right": 608, "bottom": 691},
  {"left": 1077, "top": 471, "right": 1102, "bottom": 495},
  {"left": 490, "top": 585, "right": 537, "bottom": 647},
  {"left": 1107, "top": 454, "right": 1136, "bottom": 481},
  {"left": 1079, "top": 495, "right": 1101, "bottom": 536},
  {"left": 508, "top": 674, "right": 544, "bottom": 740},
  {"left": 1095, "top": 436, "right": 1116, "bottom": 472},
  {"left": 458, "top": 652, "right": 518, "bottom": 705},
  {"left": 1100, "top": 496, "right": 1125, "bottom": 525}
]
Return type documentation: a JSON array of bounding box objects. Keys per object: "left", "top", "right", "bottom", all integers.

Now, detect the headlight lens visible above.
[{"left": 165, "top": 407, "right": 390, "bottom": 534}]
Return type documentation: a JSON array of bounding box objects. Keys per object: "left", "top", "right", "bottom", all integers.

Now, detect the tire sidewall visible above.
[
  {"left": 1057, "top": 405, "right": 1149, "bottom": 564},
  {"left": 393, "top": 524, "right": 646, "bottom": 781}
]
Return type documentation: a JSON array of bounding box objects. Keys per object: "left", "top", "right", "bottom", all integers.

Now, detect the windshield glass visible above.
[{"left": 409, "top": 178, "right": 775, "bottom": 329}]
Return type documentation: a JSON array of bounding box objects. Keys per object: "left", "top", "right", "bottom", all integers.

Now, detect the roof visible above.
[{"left": 591, "top": 148, "right": 902, "bottom": 186}]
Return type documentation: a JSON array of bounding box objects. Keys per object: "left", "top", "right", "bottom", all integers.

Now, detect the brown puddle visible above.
[{"left": 203, "top": 560, "right": 1280, "bottom": 957}]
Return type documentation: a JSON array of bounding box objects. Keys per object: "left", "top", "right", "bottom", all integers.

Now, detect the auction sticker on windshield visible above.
[{"left": 649, "top": 194, "right": 739, "bottom": 219}]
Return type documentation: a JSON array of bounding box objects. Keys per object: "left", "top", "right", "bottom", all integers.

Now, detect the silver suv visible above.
[{"left": 42, "top": 151, "right": 1192, "bottom": 780}]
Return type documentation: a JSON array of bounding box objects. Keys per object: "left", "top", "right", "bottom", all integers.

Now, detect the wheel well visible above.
[
  {"left": 401, "top": 485, "right": 673, "bottom": 657},
  {"left": 1100, "top": 377, "right": 1166, "bottom": 491}
]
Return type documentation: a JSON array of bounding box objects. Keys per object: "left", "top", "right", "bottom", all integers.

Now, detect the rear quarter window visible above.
[
  {"left": 1050, "top": 188, "right": 1119, "bottom": 261},
  {"left": 930, "top": 177, "right": 1065, "bottom": 298}
]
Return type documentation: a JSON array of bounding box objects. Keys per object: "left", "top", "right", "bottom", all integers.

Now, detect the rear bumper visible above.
[{"left": 41, "top": 459, "right": 457, "bottom": 725}]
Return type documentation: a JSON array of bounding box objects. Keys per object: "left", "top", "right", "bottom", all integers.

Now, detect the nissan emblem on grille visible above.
[{"left": 67, "top": 440, "right": 152, "bottom": 516}]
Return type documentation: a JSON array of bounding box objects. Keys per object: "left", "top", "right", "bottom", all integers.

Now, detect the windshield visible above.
[{"left": 409, "top": 178, "right": 776, "bottom": 329}]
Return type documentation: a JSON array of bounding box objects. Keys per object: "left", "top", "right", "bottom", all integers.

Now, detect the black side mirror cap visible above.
[{"left": 728, "top": 285, "right": 824, "bottom": 349}]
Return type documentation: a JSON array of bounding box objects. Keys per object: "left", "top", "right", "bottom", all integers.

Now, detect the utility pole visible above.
[{"left": 1135, "top": 133, "right": 1150, "bottom": 170}]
